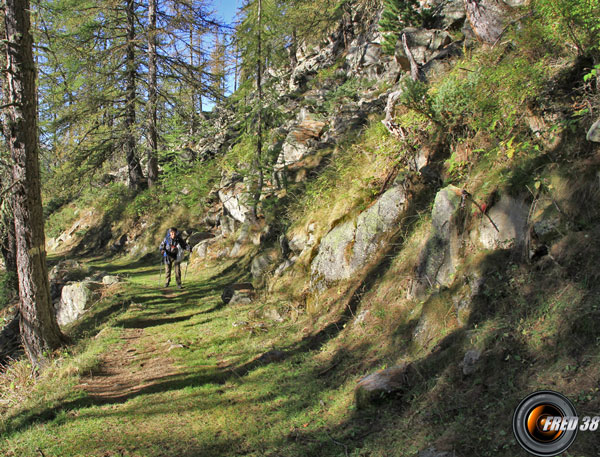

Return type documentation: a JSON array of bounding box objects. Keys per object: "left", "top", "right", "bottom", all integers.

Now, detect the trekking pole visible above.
[
  {"left": 184, "top": 259, "right": 189, "bottom": 282},
  {"left": 158, "top": 258, "right": 163, "bottom": 287}
]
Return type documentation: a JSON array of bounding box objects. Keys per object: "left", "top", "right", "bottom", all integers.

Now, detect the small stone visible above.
[
  {"left": 257, "top": 349, "right": 286, "bottom": 363},
  {"left": 222, "top": 283, "right": 255, "bottom": 305},
  {"left": 355, "top": 363, "right": 413, "bottom": 409},
  {"left": 460, "top": 349, "right": 482, "bottom": 376},
  {"left": 418, "top": 447, "right": 453, "bottom": 457},
  {"left": 102, "top": 275, "right": 120, "bottom": 285}
]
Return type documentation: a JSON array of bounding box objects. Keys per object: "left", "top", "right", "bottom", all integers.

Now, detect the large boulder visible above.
[
  {"left": 49, "top": 260, "right": 88, "bottom": 302},
  {"left": 55, "top": 280, "right": 103, "bottom": 326},
  {"left": 311, "top": 185, "right": 407, "bottom": 287}
]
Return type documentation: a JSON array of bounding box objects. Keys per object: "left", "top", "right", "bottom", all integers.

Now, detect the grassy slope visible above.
[{"left": 3, "top": 14, "right": 600, "bottom": 457}]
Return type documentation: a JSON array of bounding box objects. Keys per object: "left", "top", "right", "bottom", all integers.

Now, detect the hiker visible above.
[{"left": 159, "top": 227, "right": 191, "bottom": 289}]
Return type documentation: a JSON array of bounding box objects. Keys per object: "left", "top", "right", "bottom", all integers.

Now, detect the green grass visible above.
[{"left": 4, "top": 219, "right": 600, "bottom": 457}]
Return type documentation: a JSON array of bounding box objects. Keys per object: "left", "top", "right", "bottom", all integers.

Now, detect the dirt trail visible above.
[{"left": 78, "top": 327, "right": 178, "bottom": 403}]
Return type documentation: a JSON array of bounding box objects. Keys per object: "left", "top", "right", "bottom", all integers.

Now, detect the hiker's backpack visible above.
[{"left": 175, "top": 242, "right": 185, "bottom": 264}]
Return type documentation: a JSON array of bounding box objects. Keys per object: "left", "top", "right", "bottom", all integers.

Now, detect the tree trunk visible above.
[
  {"left": 253, "top": 0, "right": 264, "bottom": 219},
  {"left": 3, "top": 0, "right": 66, "bottom": 367},
  {"left": 125, "top": 0, "right": 144, "bottom": 190},
  {"left": 189, "top": 24, "right": 198, "bottom": 137},
  {"left": 147, "top": 0, "right": 159, "bottom": 187},
  {"left": 289, "top": 29, "right": 298, "bottom": 70}
]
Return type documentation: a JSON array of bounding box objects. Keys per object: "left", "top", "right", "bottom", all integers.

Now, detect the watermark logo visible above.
[{"left": 512, "top": 390, "right": 597, "bottom": 456}]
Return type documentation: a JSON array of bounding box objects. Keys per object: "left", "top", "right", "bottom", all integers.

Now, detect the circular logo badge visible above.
[{"left": 513, "top": 391, "right": 578, "bottom": 456}]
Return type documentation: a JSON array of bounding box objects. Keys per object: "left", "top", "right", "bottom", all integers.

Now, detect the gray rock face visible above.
[
  {"left": 219, "top": 174, "right": 251, "bottom": 224},
  {"left": 395, "top": 28, "right": 453, "bottom": 71},
  {"left": 276, "top": 110, "right": 327, "bottom": 168},
  {"left": 478, "top": 194, "right": 529, "bottom": 250},
  {"left": 587, "top": 118, "right": 600, "bottom": 142},
  {"left": 311, "top": 186, "right": 407, "bottom": 287},
  {"left": 430, "top": 0, "right": 467, "bottom": 29},
  {"left": 355, "top": 363, "right": 413, "bottom": 409},
  {"left": 55, "top": 280, "right": 102, "bottom": 326},
  {"left": 412, "top": 186, "right": 464, "bottom": 297},
  {"left": 219, "top": 214, "right": 239, "bottom": 236}
]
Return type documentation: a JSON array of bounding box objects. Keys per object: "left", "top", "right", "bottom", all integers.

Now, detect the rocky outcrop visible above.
[
  {"left": 218, "top": 173, "right": 252, "bottom": 224},
  {"left": 311, "top": 185, "right": 407, "bottom": 288},
  {"left": 193, "top": 235, "right": 223, "bottom": 260},
  {"left": 395, "top": 28, "right": 453, "bottom": 72},
  {"left": 276, "top": 110, "right": 327, "bottom": 168}
]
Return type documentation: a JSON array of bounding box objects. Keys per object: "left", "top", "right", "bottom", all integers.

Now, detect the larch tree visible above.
[
  {"left": 3, "top": 0, "right": 66, "bottom": 367},
  {"left": 147, "top": 0, "right": 159, "bottom": 187},
  {"left": 125, "top": 0, "right": 145, "bottom": 190}
]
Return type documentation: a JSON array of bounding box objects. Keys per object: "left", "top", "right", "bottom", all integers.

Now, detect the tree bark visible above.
[
  {"left": 252, "top": 0, "right": 264, "bottom": 219},
  {"left": 189, "top": 24, "right": 198, "bottom": 137},
  {"left": 3, "top": 0, "right": 66, "bottom": 367},
  {"left": 125, "top": 0, "right": 144, "bottom": 190},
  {"left": 289, "top": 29, "right": 298, "bottom": 70},
  {"left": 147, "top": 0, "right": 159, "bottom": 187}
]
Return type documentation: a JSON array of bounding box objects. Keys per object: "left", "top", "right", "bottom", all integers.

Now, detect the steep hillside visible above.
[{"left": 2, "top": 0, "right": 600, "bottom": 455}]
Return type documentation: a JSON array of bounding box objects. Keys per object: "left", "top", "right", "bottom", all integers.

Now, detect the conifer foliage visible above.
[{"left": 379, "top": 0, "right": 428, "bottom": 54}]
